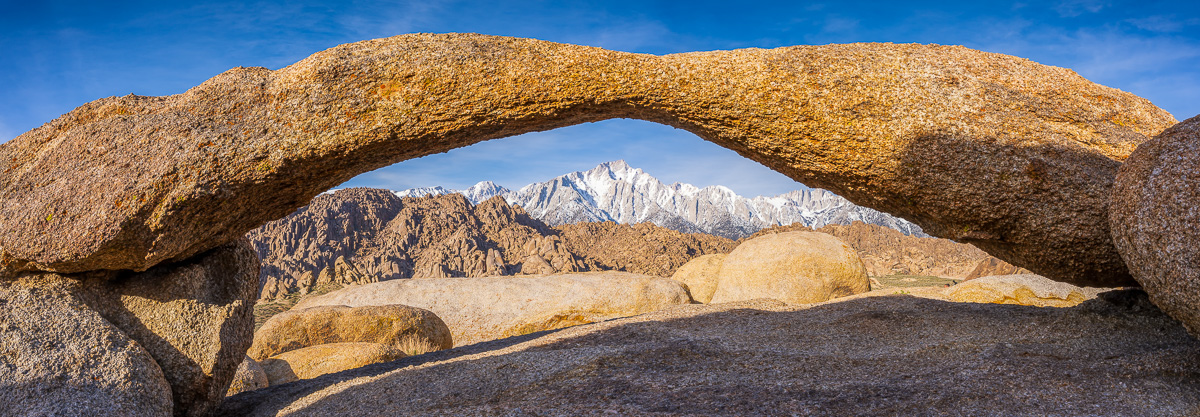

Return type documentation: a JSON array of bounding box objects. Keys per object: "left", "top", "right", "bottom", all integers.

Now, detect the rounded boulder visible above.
[
  {"left": 1111, "top": 115, "right": 1200, "bottom": 334},
  {"left": 248, "top": 304, "right": 452, "bottom": 361},
  {"left": 260, "top": 342, "right": 406, "bottom": 385},
  {"left": 225, "top": 356, "right": 269, "bottom": 396},
  {"left": 710, "top": 232, "right": 869, "bottom": 304},
  {"left": 671, "top": 254, "right": 726, "bottom": 303}
]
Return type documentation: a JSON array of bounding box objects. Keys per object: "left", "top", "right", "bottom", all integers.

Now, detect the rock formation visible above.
[
  {"left": 260, "top": 342, "right": 406, "bottom": 386},
  {"left": 293, "top": 272, "right": 693, "bottom": 346},
  {"left": 0, "top": 34, "right": 1173, "bottom": 288},
  {"left": 944, "top": 274, "right": 1104, "bottom": 307},
  {"left": 0, "top": 274, "right": 174, "bottom": 417},
  {"left": 553, "top": 221, "right": 736, "bottom": 278},
  {"left": 748, "top": 221, "right": 991, "bottom": 278},
  {"left": 251, "top": 190, "right": 733, "bottom": 301},
  {"left": 225, "top": 357, "right": 268, "bottom": 397},
  {"left": 710, "top": 232, "right": 870, "bottom": 304},
  {"left": 247, "top": 304, "right": 452, "bottom": 361},
  {"left": 218, "top": 290, "right": 1200, "bottom": 416},
  {"left": 965, "top": 257, "right": 1032, "bottom": 280},
  {"left": 1111, "top": 115, "right": 1200, "bottom": 335},
  {"left": 1, "top": 239, "right": 258, "bottom": 417},
  {"left": 670, "top": 254, "right": 726, "bottom": 303}
]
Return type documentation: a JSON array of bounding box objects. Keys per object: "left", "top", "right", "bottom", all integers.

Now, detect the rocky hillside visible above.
[
  {"left": 397, "top": 160, "right": 926, "bottom": 239},
  {"left": 249, "top": 189, "right": 734, "bottom": 300},
  {"left": 748, "top": 222, "right": 993, "bottom": 279},
  {"left": 252, "top": 188, "right": 1004, "bottom": 301}
]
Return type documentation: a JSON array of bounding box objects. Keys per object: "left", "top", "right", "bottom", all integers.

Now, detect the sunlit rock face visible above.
[{"left": 0, "top": 33, "right": 1175, "bottom": 286}]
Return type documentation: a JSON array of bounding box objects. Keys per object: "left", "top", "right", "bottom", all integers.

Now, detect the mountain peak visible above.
[{"left": 396, "top": 160, "right": 925, "bottom": 238}]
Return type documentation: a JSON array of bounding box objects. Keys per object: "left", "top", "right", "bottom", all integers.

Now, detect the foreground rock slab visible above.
[
  {"left": 944, "top": 274, "right": 1104, "bottom": 307},
  {"left": 219, "top": 290, "right": 1200, "bottom": 416},
  {"left": 294, "top": 272, "right": 692, "bottom": 346},
  {"left": 0, "top": 274, "right": 173, "bottom": 417},
  {"left": 248, "top": 304, "right": 452, "bottom": 361},
  {"left": 1111, "top": 115, "right": 1200, "bottom": 335},
  {"left": 0, "top": 34, "right": 1174, "bottom": 287}
]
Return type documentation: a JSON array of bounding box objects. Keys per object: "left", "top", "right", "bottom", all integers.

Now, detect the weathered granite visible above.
[
  {"left": 1111, "top": 114, "right": 1200, "bottom": 335},
  {"left": 248, "top": 304, "right": 452, "bottom": 361},
  {"left": 0, "top": 34, "right": 1173, "bottom": 287},
  {"left": 73, "top": 238, "right": 259, "bottom": 417},
  {"left": 710, "top": 231, "right": 869, "bottom": 304},
  {"left": 0, "top": 274, "right": 173, "bottom": 417}
]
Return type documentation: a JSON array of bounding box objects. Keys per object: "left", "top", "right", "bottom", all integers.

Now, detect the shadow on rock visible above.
[{"left": 218, "top": 291, "right": 1200, "bottom": 416}]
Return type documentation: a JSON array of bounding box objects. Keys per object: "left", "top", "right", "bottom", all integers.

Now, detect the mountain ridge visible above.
[{"left": 393, "top": 160, "right": 925, "bottom": 239}]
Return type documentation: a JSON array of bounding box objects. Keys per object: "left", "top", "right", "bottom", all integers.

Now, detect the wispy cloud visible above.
[{"left": 1054, "top": 0, "right": 1108, "bottom": 17}]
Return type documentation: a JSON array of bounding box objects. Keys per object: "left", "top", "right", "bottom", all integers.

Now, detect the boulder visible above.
[
  {"left": 0, "top": 35, "right": 1173, "bottom": 288},
  {"left": 260, "top": 342, "right": 405, "bottom": 385},
  {"left": 1111, "top": 114, "right": 1200, "bottom": 334},
  {"left": 217, "top": 291, "right": 1200, "bottom": 416},
  {"left": 247, "top": 304, "right": 452, "bottom": 361},
  {"left": 74, "top": 238, "right": 259, "bottom": 417},
  {"left": 965, "top": 257, "right": 1031, "bottom": 280},
  {"left": 710, "top": 232, "right": 870, "bottom": 304},
  {"left": 294, "top": 272, "right": 692, "bottom": 346},
  {"left": 0, "top": 274, "right": 173, "bottom": 417},
  {"left": 670, "top": 254, "right": 726, "bottom": 303},
  {"left": 226, "top": 356, "right": 268, "bottom": 396},
  {"left": 944, "top": 274, "right": 1104, "bottom": 307}
]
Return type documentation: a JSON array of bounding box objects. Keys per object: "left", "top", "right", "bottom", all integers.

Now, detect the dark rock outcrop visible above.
[
  {"left": 0, "top": 34, "right": 1173, "bottom": 287},
  {"left": 1111, "top": 115, "right": 1200, "bottom": 335}
]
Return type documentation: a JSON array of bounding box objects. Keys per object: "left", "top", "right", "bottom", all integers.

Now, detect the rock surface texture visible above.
[
  {"left": 0, "top": 34, "right": 1174, "bottom": 287},
  {"left": 711, "top": 231, "right": 870, "bottom": 304},
  {"left": 293, "top": 272, "right": 693, "bottom": 346},
  {"left": 219, "top": 290, "right": 1200, "bottom": 416},
  {"left": 944, "top": 274, "right": 1104, "bottom": 307},
  {"left": 226, "top": 356, "right": 269, "bottom": 397},
  {"left": 0, "top": 274, "right": 174, "bottom": 417},
  {"left": 260, "top": 342, "right": 406, "bottom": 386},
  {"left": 1111, "top": 115, "right": 1200, "bottom": 334},
  {"left": 248, "top": 304, "right": 452, "bottom": 361},
  {"left": 670, "top": 254, "right": 726, "bottom": 303},
  {"left": 73, "top": 238, "right": 259, "bottom": 417}
]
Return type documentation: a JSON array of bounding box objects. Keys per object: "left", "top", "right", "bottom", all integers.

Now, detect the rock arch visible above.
[{"left": 0, "top": 33, "right": 1176, "bottom": 286}]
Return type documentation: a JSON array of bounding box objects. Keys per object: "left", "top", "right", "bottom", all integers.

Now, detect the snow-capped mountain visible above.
[{"left": 397, "top": 160, "right": 925, "bottom": 239}]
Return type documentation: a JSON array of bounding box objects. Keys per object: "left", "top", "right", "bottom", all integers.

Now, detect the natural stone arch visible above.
[{"left": 0, "top": 33, "right": 1175, "bottom": 286}]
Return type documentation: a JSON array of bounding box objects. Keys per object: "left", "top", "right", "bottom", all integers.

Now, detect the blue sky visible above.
[{"left": 2, "top": 1, "right": 1197, "bottom": 197}]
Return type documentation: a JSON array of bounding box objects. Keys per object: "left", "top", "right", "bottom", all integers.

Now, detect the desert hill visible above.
[{"left": 251, "top": 188, "right": 1005, "bottom": 301}]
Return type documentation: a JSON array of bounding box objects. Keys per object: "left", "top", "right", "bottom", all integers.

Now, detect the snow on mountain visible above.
[{"left": 396, "top": 160, "right": 926, "bottom": 239}]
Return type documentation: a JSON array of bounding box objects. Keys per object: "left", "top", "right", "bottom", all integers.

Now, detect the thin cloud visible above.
[{"left": 1054, "top": 0, "right": 1108, "bottom": 17}]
